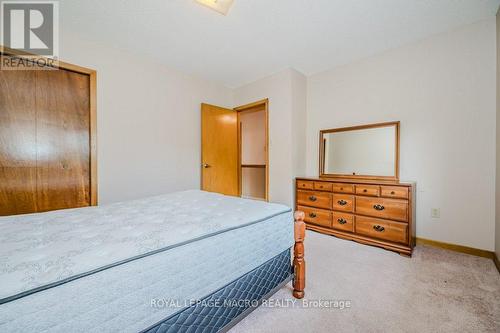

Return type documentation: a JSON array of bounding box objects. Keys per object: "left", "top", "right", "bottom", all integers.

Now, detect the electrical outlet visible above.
[{"left": 431, "top": 208, "right": 440, "bottom": 218}]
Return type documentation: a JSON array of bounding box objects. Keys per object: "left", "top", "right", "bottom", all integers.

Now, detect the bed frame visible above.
[{"left": 293, "top": 210, "right": 306, "bottom": 299}]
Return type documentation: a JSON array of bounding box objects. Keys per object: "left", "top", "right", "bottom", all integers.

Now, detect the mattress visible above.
[
  {"left": 0, "top": 190, "right": 293, "bottom": 332},
  {"left": 144, "top": 249, "right": 293, "bottom": 333}
]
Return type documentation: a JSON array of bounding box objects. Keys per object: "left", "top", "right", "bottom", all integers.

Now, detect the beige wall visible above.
[
  {"left": 59, "top": 29, "right": 306, "bottom": 207},
  {"left": 234, "top": 69, "right": 307, "bottom": 206},
  {"left": 241, "top": 168, "right": 266, "bottom": 200},
  {"left": 496, "top": 11, "right": 500, "bottom": 260},
  {"left": 240, "top": 110, "right": 266, "bottom": 200},
  {"left": 306, "top": 19, "right": 497, "bottom": 251},
  {"left": 240, "top": 111, "right": 266, "bottom": 165},
  {"left": 233, "top": 70, "right": 294, "bottom": 205},
  {"left": 59, "top": 31, "right": 233, "bottom": 204},
  {"left": 291, "top": 70, "right": 308, "bottom": 181}
]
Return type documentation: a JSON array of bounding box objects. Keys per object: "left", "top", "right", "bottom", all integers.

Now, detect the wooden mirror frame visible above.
[{"left": 319, "top": 121, "right": 400, "bottom": 181}]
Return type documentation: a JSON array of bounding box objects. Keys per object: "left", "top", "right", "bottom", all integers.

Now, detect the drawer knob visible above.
[
  {"left": 340, "top": 187, "right": 343, "bottom": 190},
  {"left": 373, "top": 225, "right": 385, "bottom": 232},
  {"left": 337, "top": 200, "right": 348, "bottom": 206},
  {"left": 363, "top": 189, "right": 367, "bottom": 193},
  {"left": 309, "top": 196, "right": 317, "bottom": 202},
  {"left": 337, "top": 218, "right": 347, "bottom": 225},
  {"left": 391, "top": 191, "right": 395, "bottom": 195},
  {"left": 373, "top": 204, "right": 385, "bottom": 211},
  {"left": 309, "top": 212, "right": 317, "bottom": 218}
]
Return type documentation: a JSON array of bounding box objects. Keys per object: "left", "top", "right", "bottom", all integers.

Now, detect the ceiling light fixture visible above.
[{"left": 195, "top": 0, "right": 234, "bottom": 15}]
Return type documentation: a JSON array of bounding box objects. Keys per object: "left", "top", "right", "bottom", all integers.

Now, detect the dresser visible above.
[{"left": 295, "top": 177, "right": 415, "bottom": 256}]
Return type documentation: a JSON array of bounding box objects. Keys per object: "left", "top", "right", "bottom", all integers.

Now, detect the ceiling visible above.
[{"left": 61, "top": 0, "right": 500, "bottom": 88}]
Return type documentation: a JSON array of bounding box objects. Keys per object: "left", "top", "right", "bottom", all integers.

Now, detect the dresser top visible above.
[{"left": 296, "top": 177, "right": 414, "bottom": 187}]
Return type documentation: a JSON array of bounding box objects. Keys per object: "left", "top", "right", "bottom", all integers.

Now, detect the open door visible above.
[{"left": 201, "top": 103, "right": 239, "bottom": 196}]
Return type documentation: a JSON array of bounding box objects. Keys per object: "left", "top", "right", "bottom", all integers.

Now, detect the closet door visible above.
[
  {"left": 35, "top": 69, "right": 91, "bottom": 212},
  {"left": 0, "top": 64, "right": 38, "bottom": 215},
  {"left": 0, "top": 54, "right": 95, "bottom": 216}
]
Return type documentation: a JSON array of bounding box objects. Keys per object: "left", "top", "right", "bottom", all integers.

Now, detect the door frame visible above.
[
  {"left": 234, "top": 99, "right": 269, "bottom": 201},
  {"left": 0, "top": 46, "right": 98, "bottom": 206}
]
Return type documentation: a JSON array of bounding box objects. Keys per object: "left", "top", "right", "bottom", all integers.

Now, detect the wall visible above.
[
  {"left": 233, "top": 70, "right": 293, "bottom": 205},
  {"left": 241, "top": 168, "right": 266, "bottom": 200},
  {"left": 240, "top": 110, "right": 266, "bottom": 200},
  {"left": 59, "top": 31, "right": 233, "bottom": 204},
  {"left": 496, "top": 11, "right": 500, "bottom": 260},
  {"left": 291, "top": 70, "right": 308, "bottom": 183},
  {"left": 60, "top": 29, "right": 306, "bottom": 207},
  {"left": 234, "top": 69, "right": 307, "bottom": 206},
  {"left": 240, "top": 110, "right": 266, "bottom": 165},
  {"left": 306, "top": 19, "right": 497, "bottom": 251}
]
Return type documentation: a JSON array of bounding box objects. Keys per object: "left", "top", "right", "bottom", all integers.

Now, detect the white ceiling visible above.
[{"left": 61, "top": 0, "right": 500, "bottom": 88}]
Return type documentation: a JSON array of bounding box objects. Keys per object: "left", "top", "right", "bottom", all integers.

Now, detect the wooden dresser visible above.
[{"left": 295, "top": 177, "right": 415, "bottom": 256}]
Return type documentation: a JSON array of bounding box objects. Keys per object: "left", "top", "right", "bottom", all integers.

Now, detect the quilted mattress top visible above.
[{"left": 0, "top": 190, "right": 290, "bottom": 303}]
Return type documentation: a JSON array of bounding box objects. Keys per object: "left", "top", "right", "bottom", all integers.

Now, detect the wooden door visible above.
[
  {"left": 0, "top": 66, "right": 38, "bottom": 215},
  {"left": 35, "top": 69, "right": 91, "bottom": 212},
  {"left": 201, "top": 103, "right": 239, "bottom": 196},
  {"left": 0, "top": 53, "right": 96, "bottom": 216}
]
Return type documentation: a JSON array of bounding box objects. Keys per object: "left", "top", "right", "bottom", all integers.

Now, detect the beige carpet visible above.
[{"left": 230, "top": 231, "right": 500, "bottom": 333}]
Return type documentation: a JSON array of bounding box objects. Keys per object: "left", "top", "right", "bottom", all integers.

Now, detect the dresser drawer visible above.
[
  {"left": 297, "top": 190, "right": 331, "bottom": 209},
  {"left": 355, "top": 185, "right": 380, "bottom": 196},
  {"left": 380, "top": 186, "right": 408, "bottom": 199},
  {"left": 355, "top": 216, "right": 408, "bottom": 244},
  {"left": 355, "top": 196, "right": 408, "bottom": 222},
  {"left": 314, "top": 181, "right": 332, "bottom": 192},
  {"left": 332, "top": 212, "right": 354, "bottom": 232},
  {"left": 297, "top": 180, "right": 314, "bottom": 190},
  {"left": 332, "top": 183, "right": 354, "bottom": 193},
  {"left": 332, "top": 194, "right": 354, "bottom": 212},
  {"left": 298, "top": 205, "right": 331, "bottom": 228}
]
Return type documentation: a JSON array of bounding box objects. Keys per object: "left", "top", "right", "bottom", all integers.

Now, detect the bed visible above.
[{"left": 0, "top": 190, "right": 305, "bottom": 332}]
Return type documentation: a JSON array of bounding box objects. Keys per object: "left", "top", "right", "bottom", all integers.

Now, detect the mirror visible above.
[{"left": 319, "top": 122, "right": 399, "bottom": 180}]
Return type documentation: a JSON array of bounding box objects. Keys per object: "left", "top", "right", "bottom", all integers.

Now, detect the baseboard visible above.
[
  {"left": 415, "top": 237, "right": 494, "bottom": 259},
  {"left": 494, "top": 253, "right": 500, "bottom": 274}
]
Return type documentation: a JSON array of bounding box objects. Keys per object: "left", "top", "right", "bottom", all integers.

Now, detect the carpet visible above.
[{"left": 230, "top": 230, "right": 500, "bottom": 333}]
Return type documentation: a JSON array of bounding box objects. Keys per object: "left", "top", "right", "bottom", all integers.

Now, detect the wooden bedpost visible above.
[{"left": 293, "top": 210, "right": 306, "bottom": 299}]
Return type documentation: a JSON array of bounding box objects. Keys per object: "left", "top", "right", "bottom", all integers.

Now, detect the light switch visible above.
[{"left": 431, "top": 208, "right": 440, "bottom": 218}]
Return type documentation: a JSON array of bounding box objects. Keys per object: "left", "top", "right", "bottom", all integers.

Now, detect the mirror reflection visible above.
[{"left": 322, "top": 124, "right": 397, "bottom": 177}]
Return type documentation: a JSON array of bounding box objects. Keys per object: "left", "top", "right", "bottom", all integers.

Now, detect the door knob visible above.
[{"left": 202, "top": 163, "right": 211, "bottom": 168}]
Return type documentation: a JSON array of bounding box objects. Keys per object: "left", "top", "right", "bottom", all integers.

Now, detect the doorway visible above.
[
  {"left": 201, "top": 99, "right": 269, "bottom": 201},
  {"left": 235, "top": 100, "right": 268, "bottom": 201}
]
